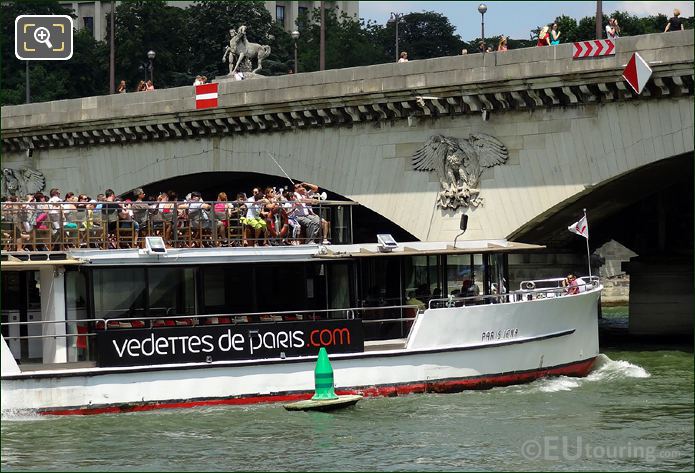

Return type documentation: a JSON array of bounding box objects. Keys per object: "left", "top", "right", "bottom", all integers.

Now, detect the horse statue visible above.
[
  {"left": 227, "top": 25, "right": 270, "bottom": 75},
  {"left": 222, "top": 28, "right": 241, "bottom": 74}
]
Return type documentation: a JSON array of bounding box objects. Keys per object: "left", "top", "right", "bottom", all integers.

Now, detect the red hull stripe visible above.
[{"left": 41, "top": 357, "right": 596, "bottom": 416}]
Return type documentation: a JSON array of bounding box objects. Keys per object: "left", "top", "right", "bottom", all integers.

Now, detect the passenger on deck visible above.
[
  {"left": 241, "top": 188, "right": 267, "bottom": 246},
  {"left": 406, "top": 291, "right": 425, "bottom": 310},
  {"left": 102, "top": 189, "right": 127, "bottom": 236},
  {"left": 293, "top": 183, "right": 322, "bottom": 244},
  {"left": 181, "top": 191, "right": 213, "bottom": 232},
  {"left": 130, "top": 188, "right": 150, "bottom": 238},
  {"left": 301, "top": 182, "right": 331, "bottom": 244},
  {"left": 564, "top": 274, "right": 580, "bottom": 295}
]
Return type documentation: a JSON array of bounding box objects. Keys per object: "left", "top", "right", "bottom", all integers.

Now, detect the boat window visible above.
[
  {"left": 93, "top": 268, "right": 147, "bottom": 319},
  {"left": 403, "top": 255, "right": 441, "bottom": 304},
  {"left": 2, "top": 271, "right": 42, "bottom": 361},
  {"left": 149, "top": 267, "right": 196, "bottom": 317},
  {"left": 66, "top": 270, "right": 89, "bottom": 362},
  {"left": 256, "top": 263, "right": 316, "bottom": 312},
  {"left": 201, "top": 266, "right": 254, "bottom": 314},
  {"left": 486, "top": 253, "right": 508, "bottom": 295},
  {"left": 359, "top": 258, "right": 402, "bottom": 307},
  {"left": 327, "top": 262, "right": 351, "bottom": 310},
  {"left": 446, "top": 254, "right": 484, "bottom": 297}
]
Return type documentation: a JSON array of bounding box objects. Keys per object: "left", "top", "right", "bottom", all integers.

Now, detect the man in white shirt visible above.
[
  {"left": 300, "top": 181, "right": 331, "bottom": 244},
  {"left": 293, "top": 183, "right": 321, "bottom": 244},
  {"left": 47, "top": 188, "right": 63, "bottom": 232}
]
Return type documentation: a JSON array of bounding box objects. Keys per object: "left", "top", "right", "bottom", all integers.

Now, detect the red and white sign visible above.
[
  {"left": 622, "top": 52, "right": 652, "bottom": 94},
  {"left": 572, "top": 39, "right": 615, "bottom": 59},
  {"left": 195, "top": 83, "right": 218, "bottom": 109}
]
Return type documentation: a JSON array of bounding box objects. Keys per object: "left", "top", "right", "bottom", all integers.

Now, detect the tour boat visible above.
[{"left": 1, "top": 238, "right": 601, "bottom": 415}]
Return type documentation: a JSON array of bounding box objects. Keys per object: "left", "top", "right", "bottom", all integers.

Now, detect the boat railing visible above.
[
  {"left": 0, "top": 199, "right": 358, "bottom": 251},
  {"left": 427, "top": 276, "right": 601, "bottom": 309},
  {"left": 1, "top": 304, "right": 422, "bottom": 365}
]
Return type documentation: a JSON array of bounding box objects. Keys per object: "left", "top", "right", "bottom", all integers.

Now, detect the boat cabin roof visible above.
[
  {"left": 0, "top": 239, "right": 544, "bottom": 269},
  {"left": 315, "top": 240, "right": 545, "bottom": 259}
]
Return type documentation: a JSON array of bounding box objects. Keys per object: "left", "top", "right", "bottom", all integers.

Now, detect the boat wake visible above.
[
  {"left": 530, "top": 354, "right": 650, "bottom": 393},
  {"left": 0, "top": 409, "right": 44, "bottom": 422}
]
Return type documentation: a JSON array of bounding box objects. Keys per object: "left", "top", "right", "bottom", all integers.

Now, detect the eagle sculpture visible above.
[
  {"left": 1, "top": 168, "right": 46, "bottom": 197},
  {"left": 411, "top": 133, "right": 508, "bottom": 209}
]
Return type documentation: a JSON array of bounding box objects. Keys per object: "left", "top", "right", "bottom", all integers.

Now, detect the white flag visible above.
[{"left": 568, "top": 215, "right": 589, "bottom": 239}]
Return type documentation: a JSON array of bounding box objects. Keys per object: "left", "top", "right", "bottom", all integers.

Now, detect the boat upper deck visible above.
[{"left": 1, "top": 239, "right": 545, "bottom": 268}]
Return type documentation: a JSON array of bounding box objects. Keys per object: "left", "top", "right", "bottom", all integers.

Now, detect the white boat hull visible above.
[{"left": 1, "top": 288, "right": 600, "bottom": 415}]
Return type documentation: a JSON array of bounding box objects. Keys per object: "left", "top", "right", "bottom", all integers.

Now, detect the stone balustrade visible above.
[{"left": 1, "top": 30, "right": 693, "bottom": 152}]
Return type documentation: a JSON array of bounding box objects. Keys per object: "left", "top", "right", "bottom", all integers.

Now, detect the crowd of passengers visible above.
[{"left": 1, "top": 181, "right": 332, "bottom": 250}]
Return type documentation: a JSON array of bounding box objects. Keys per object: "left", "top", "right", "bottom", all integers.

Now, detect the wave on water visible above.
[
  {"left": 586, "top": 353, "right": 651, "bottom": 381},
  {"left": 523, "top": 354, "right": 650, "bottom": 394}
]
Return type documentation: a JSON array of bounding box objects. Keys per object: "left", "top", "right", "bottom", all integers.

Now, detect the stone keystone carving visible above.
[
  {"left": 412, "top": 134, "right": 508, "bottom": 209},
  {"left": 1, "top": 167, "right": 46, "bottom": 197},
  {"left": 222, "top": 25, "right": 271, "bottom": 75}
]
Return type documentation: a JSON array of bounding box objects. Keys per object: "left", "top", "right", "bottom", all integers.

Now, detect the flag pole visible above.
[{"left": 583, "top": 208, "right": 592, "bottom": 279}]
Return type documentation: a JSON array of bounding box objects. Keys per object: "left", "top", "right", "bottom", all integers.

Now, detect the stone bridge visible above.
[{"left": 2, "top": 30, "right": 692, "bottom": 246}]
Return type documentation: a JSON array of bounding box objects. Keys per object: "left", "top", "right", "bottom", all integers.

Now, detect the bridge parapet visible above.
[{"left": 1, "top": 31, "right": 693, "bottom": 151}]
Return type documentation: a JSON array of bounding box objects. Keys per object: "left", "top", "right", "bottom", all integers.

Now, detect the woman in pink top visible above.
[{"left": 146, "top": 80, "right": 155, "bottom": 91}]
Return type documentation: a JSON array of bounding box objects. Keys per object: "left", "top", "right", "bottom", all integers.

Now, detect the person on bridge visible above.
[
  {"left": 664, "top": 9, "right": 684, "bottom": 32},
  {"left": 536, "top": 26, "right": 550, "bottom": 46},
  {"left": 398, "top": 52, "right": 408, "bottom": 63},
  {"left": 606, "top": 18, "right": 620, "bottom": 39},
  {"left": 117, "top": 80, "right": 127, "bottom": 93},
  {"left": 497, "top": 36, "right": 508, "bottom": 52},
  {"left": 550, "top": 23, "right": 561, "bottom": 45}
]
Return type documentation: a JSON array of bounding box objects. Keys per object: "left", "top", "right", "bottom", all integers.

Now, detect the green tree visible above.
[
  {"left": 0, "top": 1, "right": 77, "bottom": 105},
  {"left": 111, "top": 0, "right": 191, "bottom": 90},
  {"left": 294, "top": 7, "right": 384, "bottom": 71},
  {"left": 553, "top": 15, "right": 579, "bottom": 43},
  {"left": 575, "top": 16, "right": 597, "bottom": 41},
  {"left": 382, "top": 11, "right": 464, "bottom": 61},
  {"left": 185, "top": 0, "right": 274, "bottom": 79}
]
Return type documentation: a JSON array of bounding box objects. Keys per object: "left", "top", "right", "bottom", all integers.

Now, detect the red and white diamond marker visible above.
[
  {"left": 622, "top": 52, "right": 652, "bottom": 94},
  {"left": 195, "top": 83, "right": 218, "bottom": 109}
]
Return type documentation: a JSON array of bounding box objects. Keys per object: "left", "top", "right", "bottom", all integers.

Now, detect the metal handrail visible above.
[
  {"left": 1, "top": 305, "right": 421, "bottom": 331},
  {"left": 427, "top": 277, "right": 601, "bottom": 309},
  {"left": 1, "top": 199, "right": 356, "bottom": 250},
  {"left": 1, "top": 318, "right": 106, "bottom": 327},
  {"left": 3, "top": 332, "right": 98, "bottom": 341}
]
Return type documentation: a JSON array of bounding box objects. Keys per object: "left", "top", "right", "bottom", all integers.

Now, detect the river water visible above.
[{"left": 2, "top": 331, "right": 693, "bottom": 471}]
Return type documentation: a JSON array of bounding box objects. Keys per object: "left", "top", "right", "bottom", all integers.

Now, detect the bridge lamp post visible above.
[
  {"left": 388, "top": 12, "right": 404, "bottom": 62},
  {"left": 147, "top": 50, "right": 156, "bottom": 83},
  {"left": 291, "top": 30, "right": 300, "bottom": 73},
  {"left": 478, "top": 4, "right": 487, "bottom": 53}
]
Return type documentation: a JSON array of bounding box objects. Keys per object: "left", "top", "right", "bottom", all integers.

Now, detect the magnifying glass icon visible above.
[{"left": 33, "top": 27, "right": 53, "bottom": 49}]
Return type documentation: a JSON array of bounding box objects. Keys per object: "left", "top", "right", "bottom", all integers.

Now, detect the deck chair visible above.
[
  {"left": 31, "top": 228, "right": 53, "bottom": 251},
  {"left": 116, "top": 221, "right": 137, "bottom": 248}
]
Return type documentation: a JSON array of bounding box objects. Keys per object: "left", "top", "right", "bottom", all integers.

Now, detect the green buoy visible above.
[{"left": 284, "top": 347, "right": 363, "bottom": 411}]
